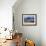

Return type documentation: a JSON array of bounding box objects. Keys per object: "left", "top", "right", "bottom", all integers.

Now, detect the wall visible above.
[
  {"left": 0, "top": 0, "right": 16, "bottom": 30},
  {"left": 13, "top": 0, "right": 41, "bottom": 46},
  {"left": 41, "top": 0, "right": 46, "bottom": 46}
]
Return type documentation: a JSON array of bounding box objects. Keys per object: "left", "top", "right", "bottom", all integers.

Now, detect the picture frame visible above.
[{"left": 22, "top": 14, "right": 37, "bottom": 26}]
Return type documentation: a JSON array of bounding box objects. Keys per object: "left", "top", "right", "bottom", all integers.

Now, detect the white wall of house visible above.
[
  {"left": 13, "top": 0, "right": 41, "bottom": 46},
  {"left": 0, "top": 0, "right": 16, "bottom": 30},
  {"left": 41, "top": 0, "right": 46, "bottom": 46},
  {"left": 13, "top": 0, "right": 46, "bottom": 46}
]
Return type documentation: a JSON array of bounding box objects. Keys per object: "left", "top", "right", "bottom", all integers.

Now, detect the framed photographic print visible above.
[{"left": 22, "top": 14, "right": 37, "bottom": 26}]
